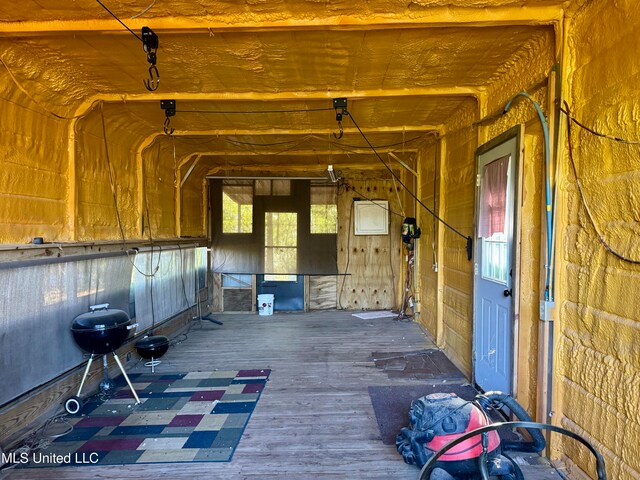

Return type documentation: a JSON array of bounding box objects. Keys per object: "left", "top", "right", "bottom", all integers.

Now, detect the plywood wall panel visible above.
[
  {"left": 223, "top": 288, "right": 253, "bottom": 311},
  {"left": 337, "top": 178, "right": 403, "bottom": 311},
  {"left": 308, "top": 276, "right": 337, "bottom": 310}
]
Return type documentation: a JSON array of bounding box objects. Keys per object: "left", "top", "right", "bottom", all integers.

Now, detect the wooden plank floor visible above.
[
  {"left": 3, "top": 312, "right": 433, "bottom": 479},
  {"left": 2, "top": 311, "right": 560, "bottom": 480}
]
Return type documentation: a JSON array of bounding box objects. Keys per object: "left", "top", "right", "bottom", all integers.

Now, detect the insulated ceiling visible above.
[{"left": 0, "top": 0, "right": 567, "bottom": 176}]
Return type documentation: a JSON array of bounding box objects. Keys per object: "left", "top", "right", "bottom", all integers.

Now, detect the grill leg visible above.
[
  {"left": 100, "top": 354, "right": 116, "bottom": 394},
  {"left": 112, "top": 352, "right": 141, "bottom": 404},
  {"left": 77, "top": 354, "right": 94, "bottom": 397}
]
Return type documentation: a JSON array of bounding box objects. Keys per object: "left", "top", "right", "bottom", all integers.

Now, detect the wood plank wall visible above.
[
  {"left": 416, "top": 141, "right": 440, "bottom": 337},
  {"left": 337, "top": 179, "right": 403, "bottom": 310}
]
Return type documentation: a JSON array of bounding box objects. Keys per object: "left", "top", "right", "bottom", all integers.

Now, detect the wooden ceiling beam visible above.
[
  {"left": 175, "top": 148, "right": 418, "bottom": 157},
  {"left": 173, "top": 147, "right": 419, "bottom": 169},
  {"left": 203, "top": 163, "right": 398, "bottom": 176},
  {"left": 0, "top": 6, "right": 563, "bottom": 34},
  {"left": 166, "top": 125, "right": 441, "bottom": 136},
  {"left": 179, "top": 147, "right": 418, "bottom": 165},
  {"left": 91, "top": 86, "right": 482, "bottom": 104}
]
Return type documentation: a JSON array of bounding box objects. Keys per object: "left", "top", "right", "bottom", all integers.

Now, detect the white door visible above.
[{"left": 473, "top": 133, "right": 519, "bottom": 394}]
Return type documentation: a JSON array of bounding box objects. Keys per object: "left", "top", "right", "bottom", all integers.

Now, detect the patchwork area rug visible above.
[{"left": 24, "top": 369, "right": 270, "bottom": 467}]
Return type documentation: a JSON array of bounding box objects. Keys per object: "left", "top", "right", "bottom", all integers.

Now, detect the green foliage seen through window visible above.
[
  {"left": 311, "top": 204, "right": 337, "bottom": 234},
  {"left": 222, "top": 190, "right": 253, "bottom": 233}
]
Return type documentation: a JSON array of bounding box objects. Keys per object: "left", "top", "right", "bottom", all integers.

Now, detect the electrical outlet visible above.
[{"left": 433, "top": 262, "right": 438, "bottom": 272}]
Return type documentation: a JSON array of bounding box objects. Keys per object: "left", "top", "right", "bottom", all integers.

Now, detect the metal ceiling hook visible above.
[
  {"left": 141, "top": 27, "right": 160, "bottom": 91},
  {"left": 160, "top": 99, "right": 176, "bottom": 135},
  {"left": 144, "top": 65, "right": 160, "bottom": 91},
  {"left": 163, "top": 116, "right": 174, "bottom": 135}
]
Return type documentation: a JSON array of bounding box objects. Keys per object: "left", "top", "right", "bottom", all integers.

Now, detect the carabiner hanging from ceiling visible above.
[
  {"left": 142, "top": 26, "right": 160, "bottom": 91},
  {"left": 333, "top": 119, "right": 343, "bottom": 139},
  {"left": 146, "top": 65, "right": 160, "bottom": 92}
]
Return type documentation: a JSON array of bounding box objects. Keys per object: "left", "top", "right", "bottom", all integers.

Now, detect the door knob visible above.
[{"left": 503, "top": 289, "right": 512, "bottom": 297}]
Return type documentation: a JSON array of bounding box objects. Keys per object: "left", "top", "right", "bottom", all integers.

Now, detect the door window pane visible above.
[
  {"left": 264, "top": 212, "right": 297, "bottom": 281},
  {"left": 481, "top": 232, "right": 508, "bottom": 284},
  {"left": 479, "top": 155, "right": 510, "bottom": 284}
]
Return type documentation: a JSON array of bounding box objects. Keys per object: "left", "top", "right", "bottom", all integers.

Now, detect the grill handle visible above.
[
  {"left": 89, "top": 303, "right": 110, "bottom": 312},
  {"left": 127, "top": 323, "right": 139, "bottom": 330}
]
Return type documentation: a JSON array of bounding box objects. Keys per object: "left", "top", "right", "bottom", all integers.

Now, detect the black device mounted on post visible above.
[{"left": 402, "top": 217, "right": 421, "bottom": 245}]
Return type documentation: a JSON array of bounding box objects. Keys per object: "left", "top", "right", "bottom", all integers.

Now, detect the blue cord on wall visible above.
[{"left": 503, "top": 92, "right": 554, "bottom": 301}]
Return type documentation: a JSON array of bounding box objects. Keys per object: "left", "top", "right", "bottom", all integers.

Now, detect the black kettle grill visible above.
[
  {"left": 65, "top": 304, "right": 141, "bottom": 414},
  {"left": 135, "top": 335, "right": 170, "bottom": 373}
]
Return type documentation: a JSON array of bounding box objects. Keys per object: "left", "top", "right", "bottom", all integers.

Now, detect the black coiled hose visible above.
[{"left": 477, "top": 391, "right": 546, "bottom": 453}]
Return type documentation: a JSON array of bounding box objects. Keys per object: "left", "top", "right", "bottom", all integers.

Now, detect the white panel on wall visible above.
[{"left": 354, "top": 200, "right": 389, "bottom": 235}]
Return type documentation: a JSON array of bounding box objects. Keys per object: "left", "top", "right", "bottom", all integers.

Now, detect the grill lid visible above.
[{"left": 71, "top": 304, "right": 130, "bottom": 331}]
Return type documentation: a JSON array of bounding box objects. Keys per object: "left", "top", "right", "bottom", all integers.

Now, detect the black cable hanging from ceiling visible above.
[
  {"left": 156, "top": 99, "right": 461, "bottom": 253},
  {"left": 155, "top": 97, "right": 467, "bottom": 258},
  {"left": 158, "top": 99, "right": 429, "bottom": 150},
  {"left": 560, "top": 104, "right": 640, "bottom": 144},
  {"left": 334, "top": 98, "right": 473, "bottom": 261},
  {"left": 563, "top": 101, "right": 640, "bottom": 264},
  {"left": 94, "top": 0, "right": 160, "bottom": 91}
]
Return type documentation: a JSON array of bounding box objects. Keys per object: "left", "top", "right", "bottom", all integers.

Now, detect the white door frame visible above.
[{"left": 472, "top": 125, "right": 524, "bottom": 396}]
